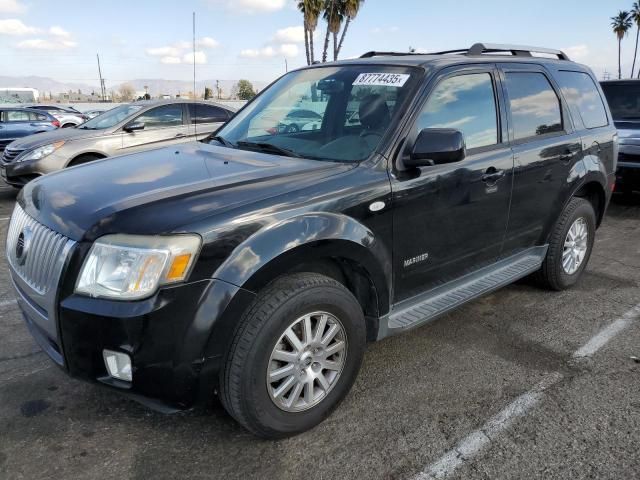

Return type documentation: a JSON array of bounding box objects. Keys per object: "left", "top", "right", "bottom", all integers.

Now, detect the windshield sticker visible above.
[{"left": 353, "top": 73, "right": 410, "bottom": 87}]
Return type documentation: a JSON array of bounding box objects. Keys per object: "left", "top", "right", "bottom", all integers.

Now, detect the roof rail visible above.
[
  {"left": 359, "top": 51, "right": 422, "bottom": 58},
  {"left": 359, "top": 44, "right": 571, "bottom": 61},
  {"left": 467, "top": 43, "right": 571, "bottom": 60}
]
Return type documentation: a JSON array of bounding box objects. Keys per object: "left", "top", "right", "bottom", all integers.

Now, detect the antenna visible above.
[{"left": 192, "top": 11, "right": 197, "bottom": 136}]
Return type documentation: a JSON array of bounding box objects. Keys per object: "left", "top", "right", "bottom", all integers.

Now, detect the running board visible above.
[{"left": 378, "top": 246, "right": 548, "bottom": 339}]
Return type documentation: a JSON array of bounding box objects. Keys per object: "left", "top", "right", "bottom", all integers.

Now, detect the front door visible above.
[
  {"left": 121, "top": 103, "right": 189, "bottom": 154},
  {"left": 391, "top": 67, "right": 514, "bottom": 302}
]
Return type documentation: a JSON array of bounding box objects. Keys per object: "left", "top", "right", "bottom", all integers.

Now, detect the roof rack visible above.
[
  {"left": 360, "top": 43, "right": 571, "bottom": 61},
  {"left": 359, "top": 51, "right": 423, "bottom": 58},
  {"left": 466, "top": 43, "right": 570, "bottom": 60}
]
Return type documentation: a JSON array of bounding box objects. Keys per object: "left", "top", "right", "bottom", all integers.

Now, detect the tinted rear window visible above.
[
  {"left": 188, "top": 104, "right": 229, "bottom": 124},
  {"left": 557, "top": 71, "right": 608, "bottom": 128},
  {"left": 600, "top": 82, "right": 640, "bottom": 120},
  {"left": 505, "top": 72, "right": 563, "bottom": 140}
]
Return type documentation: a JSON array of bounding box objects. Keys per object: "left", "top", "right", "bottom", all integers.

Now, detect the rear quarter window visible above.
[{"left": 557, "top": 71, "right": 608, "bottom": 129}]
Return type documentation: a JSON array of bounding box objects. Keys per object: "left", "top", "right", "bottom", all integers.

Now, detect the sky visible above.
[{"left": 0, "top": 0, "right": 638, "bottom": 88}]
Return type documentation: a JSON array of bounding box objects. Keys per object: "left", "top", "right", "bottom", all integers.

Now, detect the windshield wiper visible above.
[
  {"left": 210, "top": 135, "right": 234, "bottom": 147},
  {"left": 236, "top": 141, "right": 302, "bottom": 158}
]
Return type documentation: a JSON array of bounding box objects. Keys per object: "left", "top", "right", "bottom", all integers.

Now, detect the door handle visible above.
[
  {"left": 175, "top": 133, "right": 186, "bottom": 138},
  {"left": 560, "top": 146, "right": 581, "bottom": 162},
  {"left": 482, "top": 168, "right": 505, "bottom": 183}
]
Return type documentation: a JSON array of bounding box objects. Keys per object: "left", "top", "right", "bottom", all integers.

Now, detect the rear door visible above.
[
  {"left": 391, "top": 66, "right": 514, "bottom": 302},
  {"left": 121, "top": 103, "right": 189, "bottom": 153},
  {"left": 186, "top": 103, "right": 229, "bottom": 140},
  {"left": 498, "top": 64, "right": 583, "bottom": 256}
]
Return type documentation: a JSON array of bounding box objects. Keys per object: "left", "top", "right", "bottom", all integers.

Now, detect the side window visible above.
[
  {"left": 417, "top": 73, "right": 498, "bottom": 149},
  {"left": 6, "top": 110, "right": 30, "bottom": 122},
  {"left": 28, "top": 112, "right": 47, "bottom": 121},
  {"left": 556, "top": 71, "right": 608, "bottom": 129},
  {"left": 188, "top": 104, "right": 229, "bottom": 124},
  {"left": 135, "top": 104, "right": 184, "bottom": 128},
  {"left": 504, "top": 72, "right": 563, "bottom": 140}
]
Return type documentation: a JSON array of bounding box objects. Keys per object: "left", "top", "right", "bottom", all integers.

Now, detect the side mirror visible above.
[
  {"left": 405, "top": 128, "right": 466, "bottom": 168},
  {"left": 124, "top": 122, "right": 145, "bottom": 132}
]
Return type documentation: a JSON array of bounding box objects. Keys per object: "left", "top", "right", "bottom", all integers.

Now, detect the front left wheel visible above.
[{"left": 220, "top": 273, "right": 366, "bottom": 438}]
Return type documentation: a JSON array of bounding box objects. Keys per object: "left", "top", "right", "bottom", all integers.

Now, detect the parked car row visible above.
[{"left": 0, "top": 99, "right": 235, "bottom": 187}]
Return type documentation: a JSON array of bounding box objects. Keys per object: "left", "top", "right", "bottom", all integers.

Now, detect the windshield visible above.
[
  {"left": 601, "top": 83, "right": 640, "bottom": 120},
  {"left": 215, "top": 65, "right": 420, "bottom": 162},
  {"left": 79, "top": 105, "right": 143, "bottom": 130}
]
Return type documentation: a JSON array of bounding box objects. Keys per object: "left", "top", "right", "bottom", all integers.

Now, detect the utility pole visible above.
[
  {"left": 285, "top": 58, "right": 288, "bottom": 72},
  {"left": 216, "top": 80, "right": 220, "bottom": 99},
  {"left": 96, "top": 53, "right": 106, "bottom": 102}
]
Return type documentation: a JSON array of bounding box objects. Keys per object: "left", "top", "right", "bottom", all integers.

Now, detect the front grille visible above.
[
  {"left": 6, "top": 204, "right": 73, "bottom": 295},
  {"left": 619, "top": 152, "right": 640, "bottom": 164},
  {"left": 0, "top": 139, "right": 12, "bottom": 152},
  {"left": 2, "top": 146, "right": 25, "bottom": 163}
]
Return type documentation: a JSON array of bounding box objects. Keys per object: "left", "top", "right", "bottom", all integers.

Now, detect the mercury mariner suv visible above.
[{"left": 6, "top": 43, "right": 617, "bottom": 438}]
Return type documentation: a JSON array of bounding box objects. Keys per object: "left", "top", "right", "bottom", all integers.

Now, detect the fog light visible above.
[{"left": 103, "top": 349, "right": 132, "bottom": 382}]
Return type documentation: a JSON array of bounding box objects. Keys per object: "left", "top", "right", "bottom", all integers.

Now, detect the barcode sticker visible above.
[{"left": 353, "top": 73, "right": 410, "bottom": 87}]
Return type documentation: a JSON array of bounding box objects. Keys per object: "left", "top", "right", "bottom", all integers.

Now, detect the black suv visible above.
[{"left": 6, "top": 43, "right": 616, "bottom": 438}]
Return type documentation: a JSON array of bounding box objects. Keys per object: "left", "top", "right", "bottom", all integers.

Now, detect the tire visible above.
[
  {"left": 61, "top": 123, "right": 75, "bottom": 128},
  {"left": 535, "top": 197, "right": 596, "bottom": 291},
  {"left": 286, "top": 123, "right": 300, "bottom": 133},
  {"left": 220, "top": 273, "right": 366, "bottom": 439}
]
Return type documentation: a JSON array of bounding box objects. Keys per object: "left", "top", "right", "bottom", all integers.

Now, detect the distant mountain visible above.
[
  {"left": 0, "top": 76, "right": 98, "bottom": 96},
  {"left": 0, "top": 76, "right": 268, "bottom": 97}
]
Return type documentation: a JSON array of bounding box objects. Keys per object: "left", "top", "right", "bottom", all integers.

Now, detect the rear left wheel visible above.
[
  {"left": 220, "top": 273, "right": 366, "bottom": 438},
  {"left": 535, "top": 197, "right": 596, "bottom": 290}
]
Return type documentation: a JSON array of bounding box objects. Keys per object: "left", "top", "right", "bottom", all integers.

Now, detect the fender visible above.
[
  {"left": 541, "top": 154, "right": 609, "bottom": 243},
  {"left": 195, "top": 213, "right": 392, "bottom": 376},
  {"left": 213, "top": 212, "right": 391, "bottom": 308}
]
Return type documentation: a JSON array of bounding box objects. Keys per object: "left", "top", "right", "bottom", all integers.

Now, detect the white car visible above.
[{"left": 26, "top": 105, "right": 88, "bottom": 128}]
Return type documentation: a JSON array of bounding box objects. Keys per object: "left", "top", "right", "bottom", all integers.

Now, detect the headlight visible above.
[
  {"left": 17, "top": 141, "right": 65, "bottom": 162},
  {"left": 76, "top": 234, "right": 202, "bottom": 300}
]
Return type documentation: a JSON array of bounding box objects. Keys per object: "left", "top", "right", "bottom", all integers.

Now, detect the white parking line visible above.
[
  {"left": 412, "top": 302, "right": 640, "bottom": 480},
  {"left": 0, "top": 299, "right": 17, "bottom": 307},
  {"left": 574, "top": 303, "right": 640, "bottom": 358},
  {"left": 0, "top": 217, "right": 9, "bottom": 221}
]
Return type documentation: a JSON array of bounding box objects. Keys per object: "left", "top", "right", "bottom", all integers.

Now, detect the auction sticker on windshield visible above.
[{"left": 353, "top": 73, "right": 410, "bottom": 87}]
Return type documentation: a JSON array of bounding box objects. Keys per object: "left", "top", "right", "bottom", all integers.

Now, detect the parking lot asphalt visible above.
[{"left": 1, "top": 188, "right": 639, "bottom": 480}]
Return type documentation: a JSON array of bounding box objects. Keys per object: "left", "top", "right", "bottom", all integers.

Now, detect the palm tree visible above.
[
  {"left": 298, "top": 0, "right": 323, "bottom": 65},
  {"left": 322, "top": 0, "right": 343, "bottom": 62},
  {"left": 633, "top": 3, "right": 640, "bottom": 78},
  {"left": 611, "top": 11, "right": 632, "bottom": 79},
  {"left": 297, "top": 1, "right": 311, "bottom": 65},
  {"left": 336, "top": 0, "right": 364, "bottom": 59}
]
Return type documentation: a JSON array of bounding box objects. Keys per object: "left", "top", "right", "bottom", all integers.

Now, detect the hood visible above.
[
  {"left": 8, "top": 127, "right": 109, "bottom": 151},
  {"left": 20, "top": 142, "right": 353, "bottom": 241}
]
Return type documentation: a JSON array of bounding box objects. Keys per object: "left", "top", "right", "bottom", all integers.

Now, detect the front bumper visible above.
[
  {"left": 1, "top": 151, "right": 67, "bottom": 187},
  {"left": 13, "top": 272, "right": 254, "bottom": 410}
]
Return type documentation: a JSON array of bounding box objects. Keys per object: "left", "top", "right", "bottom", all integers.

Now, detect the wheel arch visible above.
[
  {"left": 210, "top": 213, "right": 392, "bottom": 341},
  {"left": 67, "top": 151, "right": 107, "bottom": 167},
  {"left": 571, "top": 177, "right": 608, "bottom": 227}
]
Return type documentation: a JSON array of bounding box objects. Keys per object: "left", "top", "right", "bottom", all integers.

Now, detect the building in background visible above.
[{"left": 0, "top": 88, "right": 39, "bottom": 103}]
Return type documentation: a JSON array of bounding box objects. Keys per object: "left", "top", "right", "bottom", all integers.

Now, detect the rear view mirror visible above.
[
  {"left": 405, "top": 128, "right": 466, "bottom": 168},
  {"left": 316, "top": 79, "right": 344, "bottom": 94},
  {"left": 124, "top": 122, "right": 145, "bottom": 132}
]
